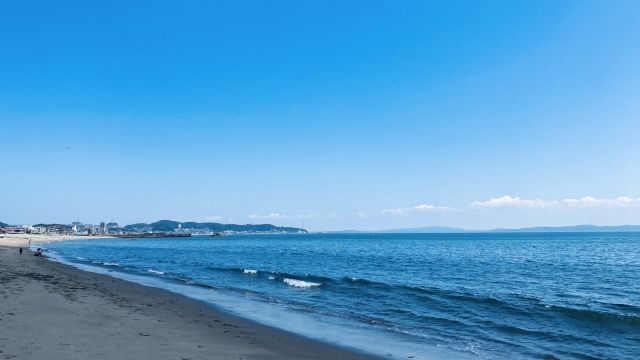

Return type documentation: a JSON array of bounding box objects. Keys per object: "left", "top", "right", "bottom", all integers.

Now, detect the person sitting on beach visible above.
[{"left": 33, "top": 248, "right": 43, "bottom": 257}]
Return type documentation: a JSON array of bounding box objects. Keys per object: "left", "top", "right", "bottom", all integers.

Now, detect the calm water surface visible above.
[{"left": 44, "top": 233, "right": 640, "bottom": 359}]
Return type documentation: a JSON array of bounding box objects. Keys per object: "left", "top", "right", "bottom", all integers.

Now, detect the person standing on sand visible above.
[{"left": 19, "top": 247, "right": 23, "bottom": 255}]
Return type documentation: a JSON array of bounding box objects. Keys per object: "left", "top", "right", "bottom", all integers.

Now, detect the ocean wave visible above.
[
  {"left": 206, "top": 266, "right": 263, "bottom": 275},
  {"left": 283, "top": 278, "right": 321, "bottom": 288},
  {"left": 102, "top": 262, "right": 120, "bottom": 267},
  {"left": 607, "top": 302, "right": 640, "bottom": 313},
  {"left": 206, "top": 266, "right": 246, "bottom": 273},
  {"left": 343, "top": 276, "right": 377, "bottom": 285},
  {"left": 189, "top": 265, "right": 640, "bottom": 328},
  {"left": 182, "top": 279, "right": 216, "bottom": 290},
  {"left": 551, "top": 305, "right": 640, "bottom": 326},
  {"left": 147, "top": 269, "right": 165, "bottom": 275},
  {"left": 206, "top": 266, "right": 333, "bottom": 283},
  {"left": 271, "top": 271, "right": 334, "bottom": 284}
]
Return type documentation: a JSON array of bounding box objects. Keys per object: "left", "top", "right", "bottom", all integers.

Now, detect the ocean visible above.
[{"left": 42, "top": 233, "right": 640, "bottom": 359}]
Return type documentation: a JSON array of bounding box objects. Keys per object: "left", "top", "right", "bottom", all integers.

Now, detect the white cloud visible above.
[
  {"left": 470, "top": 195, "right": 640, "bottom": 209},
  {"left": 382, "top": 204, "right": 451, "bottom": 216},
  {"left": 247, "top": 213, "right": 327, "bottom": 220},
  {"left": 248, "top": 196, "right": 640, "bottom": 225},
  {"left": 248, "top": 212, "right": 289, "bottom": 220},
  {"left": 470, "top": 195, "right": 547, "bottom": 209},
  {"left": 295, "top": 214, "right": 321, "bottom": 219},
  {"left": 204, "top": 215, "right": 224, "bottom": 222},
  {"left": 559, "top": 196, "right": 640, "bottom": 208}
]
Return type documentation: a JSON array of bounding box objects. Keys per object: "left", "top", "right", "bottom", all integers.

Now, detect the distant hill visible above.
[
  {"left": 363, "top": 224, "right": 640, "bottom": 234},
  {"left": 490, "top": 225, "right": 640, "bottom": 233},
  {"left": 327, "top": 226, "right": 469, "bottom": 234},
  {"left": 378, "top": 226, "right": 470, "bottom": 234},
  {"left": 33, "top": 224, "right": 73, "bottom": 231},
  {"left": 123, "top": 220, "right": 306, "bottom": 234},
  {"left": 0, "top": 221, "right": 7, "bottom": 228}
]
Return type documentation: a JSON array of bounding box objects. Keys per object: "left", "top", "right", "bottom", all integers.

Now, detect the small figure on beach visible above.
[
  {"left": 33, "top": 248, "right": 43, "bottom": 257},
  {"left": 19, "top": 247, "right": 23, "bottom": 255}
]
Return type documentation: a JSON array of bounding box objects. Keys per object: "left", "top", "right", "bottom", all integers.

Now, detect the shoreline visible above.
[
  {"left": 0, "top": 245, "right": 378, "bottom": 360},
  {"left": 0, "top": 233, "right": 116, "bottom": 248}
]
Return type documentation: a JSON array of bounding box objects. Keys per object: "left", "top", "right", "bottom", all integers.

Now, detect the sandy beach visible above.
[
  {"left": 0, "top": 233, "right": 114, "bottom": 248},
  {"left": 0, "top": 244, "right": 376, "bottom": 360}
]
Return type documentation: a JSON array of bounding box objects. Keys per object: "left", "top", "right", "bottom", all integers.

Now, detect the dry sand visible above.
[
  {"left": 0, "top": 245, "right": 377, "bottom": 360},
  {"left": 0, "top": 233, "right": 113, "bottom": 248}
]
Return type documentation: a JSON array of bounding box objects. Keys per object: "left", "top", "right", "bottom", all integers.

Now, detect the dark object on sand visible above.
[
  {"left": 33, "top": 248, "right": 43, "bottom": 257},
  {"left": 19, "top": 247, "right": 23, "bottom": 255}
]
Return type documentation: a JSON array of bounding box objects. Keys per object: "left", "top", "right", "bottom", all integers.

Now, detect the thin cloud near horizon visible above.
[
  {"left": 382, "top": 195, "right": 640, "bottom": 215},
  {"left": 249, "top": 195, "right": 640, "bottom": 222}
]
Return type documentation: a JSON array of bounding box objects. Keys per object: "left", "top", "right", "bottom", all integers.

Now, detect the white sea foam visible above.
[
  {"left": 75, "top": 256, "right": 86, "bottom": 260},
  {"left": 102, "top": 262, "right": 120, "bottom": 267},
  {"left": 283, "top": 278, "right": 321, "bottom": 288},
  {"left": 148, "top": 269, "right": 165, "bottom": 275},
  {"left": 268, "top": 275, "right": 276, "bottom": 280},
  {"left": 243, "top": 269, "right": 258, "bottom": 274}
]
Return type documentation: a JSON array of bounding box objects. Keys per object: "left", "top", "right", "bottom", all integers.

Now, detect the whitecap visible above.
[
  {"left": 283, "top": 278, "right": 321, "bottom": 288},
  {"left": 243, "top": 269, "right": 258, "bottom": 274},
  {"left": 268, "top": 275, "right": 276, "bottom": 280},
  {"left": 148, "top": 269, "right": 165, "bottom": 275},
  {"left": 102, "top": 262, "right": 120, "bottom": 267}
]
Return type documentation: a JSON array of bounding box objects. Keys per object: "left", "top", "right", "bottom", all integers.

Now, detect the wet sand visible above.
[{"left": 0, "top": 246, "right": 377, "bottom": 360}]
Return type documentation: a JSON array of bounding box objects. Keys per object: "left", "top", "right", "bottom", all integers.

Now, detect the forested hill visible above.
[{"left": 123, "top": 220, "right": 306, "bottom": 233}]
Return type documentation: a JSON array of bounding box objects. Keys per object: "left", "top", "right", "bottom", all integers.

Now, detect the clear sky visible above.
[{"left": 1, "top": 1, "right": 639, "bottom": 231}]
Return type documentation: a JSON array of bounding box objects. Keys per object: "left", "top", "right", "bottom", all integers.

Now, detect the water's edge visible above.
[
  {"left": 37, "top": 233, "right": 640, "bottom": 360},
  {"left": 38, "top": 241, "right": 472, "bottom": 360}
]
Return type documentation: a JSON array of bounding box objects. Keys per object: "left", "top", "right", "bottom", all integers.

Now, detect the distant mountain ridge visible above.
[
  {"left": 123, "top": 220, "right": 306, "bottom": 233},
  {"left": 378, "top": 226, "right": 469, "bottom": 233},
  {"left": 341, "top": 225, "right": 640, "bottom": 234},
  {"left": 490, "top": 225, "right": 640, "bottom": 233}
]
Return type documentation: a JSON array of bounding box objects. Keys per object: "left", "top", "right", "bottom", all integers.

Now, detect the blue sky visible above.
[{"left": 1, "top": 1, "right": 639, "bottom": 230}]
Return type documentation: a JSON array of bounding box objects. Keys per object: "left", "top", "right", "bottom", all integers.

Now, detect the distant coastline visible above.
[
  {"left": 0, "top": 219, "right": 307, "bottom": 238},
  {"left": 4, "top": 221, "right": 640, "bottom": 238},
  {"left": 327, "top": 224, "right": 640, "bottom": 234}
]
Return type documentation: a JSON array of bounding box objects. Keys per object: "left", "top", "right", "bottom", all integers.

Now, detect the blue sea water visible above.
[{"left": 42, "top": 233, "right": 640, "bottom": 359}]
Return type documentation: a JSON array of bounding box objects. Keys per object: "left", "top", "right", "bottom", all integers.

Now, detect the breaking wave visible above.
[{"left": 283, "top": 278, "right": 321, "bottom": 288}]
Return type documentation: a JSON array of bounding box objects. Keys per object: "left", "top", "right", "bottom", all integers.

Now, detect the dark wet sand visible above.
[{"left": 0, "top": 246, "right": 378, "bottom": 360}]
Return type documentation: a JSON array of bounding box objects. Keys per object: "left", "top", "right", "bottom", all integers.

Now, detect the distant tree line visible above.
[{"left": 122, "top": 220, "right": 306, "bottom": 233}]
